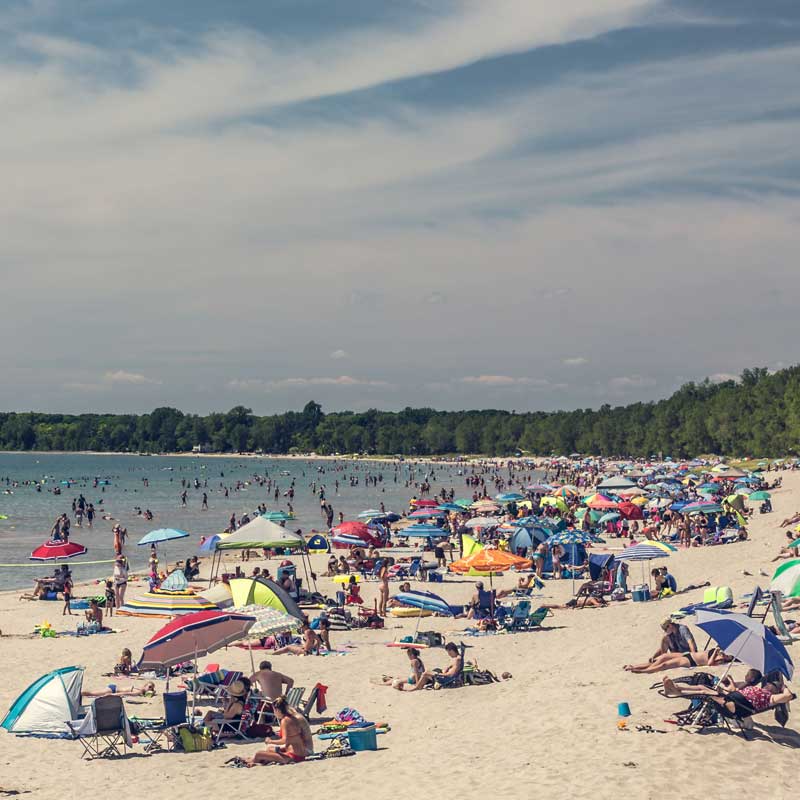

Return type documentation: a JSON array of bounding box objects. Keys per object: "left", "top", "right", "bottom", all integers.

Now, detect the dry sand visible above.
[{"left": 1, "top": 471, "right": 798, "bottom": 799}]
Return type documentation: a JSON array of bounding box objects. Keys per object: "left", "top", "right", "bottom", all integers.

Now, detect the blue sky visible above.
[{"left": 1, "top": 0, "right": 798, "bottom": 414}]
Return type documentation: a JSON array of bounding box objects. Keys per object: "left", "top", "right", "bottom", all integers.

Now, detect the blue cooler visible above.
[
  {"left": 347, "top": 724, "right": 378, "bottom": 751},
  {"left": 632, "top": 585, "right": 651, "bottom": 602}
]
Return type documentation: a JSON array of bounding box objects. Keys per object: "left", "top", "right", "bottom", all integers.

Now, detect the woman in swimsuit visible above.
[
  {"left": 624, "top": 647, "right": 732, "bottom": 674},
  {"left": 379, "top": 647, "right": 426, "bottom": 691},
  {"left": 245, "top": 696, "right": 311, "bottom": 765}
]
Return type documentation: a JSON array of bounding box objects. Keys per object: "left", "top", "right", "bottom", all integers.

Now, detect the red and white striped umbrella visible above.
[
  {"left": 139, "top": 610, "right": 256, "bottom": 669},
  {"left": 29, "top": 540, "right": 88, "bottom": 561}
]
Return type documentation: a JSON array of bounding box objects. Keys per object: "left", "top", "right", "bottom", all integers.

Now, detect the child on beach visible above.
[
  {"left": 62, "top": 574, "right": 73, "bottom": 615},
  {"left": 104, "top": 580, "right": 115, "bottom": 616}
]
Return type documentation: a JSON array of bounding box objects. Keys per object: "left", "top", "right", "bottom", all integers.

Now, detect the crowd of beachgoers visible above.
[{"left": 2, "top": 453, "right": 800, "bottom": 791}]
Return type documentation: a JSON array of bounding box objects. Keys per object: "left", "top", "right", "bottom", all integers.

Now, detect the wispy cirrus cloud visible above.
[
  {"left": 104, "top": 370, "right": 162, "bottom": 385},
  {"left": 228, "top": 376, "right": 391, "bottom": 392}
]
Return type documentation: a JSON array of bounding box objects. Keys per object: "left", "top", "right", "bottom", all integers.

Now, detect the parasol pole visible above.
[
  {"left": 248, "top": 636, "right": 256, "bottom": 675},
  {"left": 191, "top": 644, "right": 198, "bottom": 722}
]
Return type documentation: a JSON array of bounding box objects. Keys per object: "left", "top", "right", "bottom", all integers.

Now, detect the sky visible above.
[{"left": 1, "top": 0, "right": 799, "bottom": 416}]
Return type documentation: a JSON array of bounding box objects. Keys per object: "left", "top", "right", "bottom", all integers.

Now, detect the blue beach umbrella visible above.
[
  {"left": 392, "top": 588, "right": 454, "bottom": 635},
  {"left": 495, "top": 492, "right": 525, "bottom": 503},
  {"left": 546, "top": 530, "right": 595, "bottom": 594},
  {"left": 400, "top": 523, "right": 448, "bottom": 538},
  {"left": 138, "top": 528, "right": 190, "bottom": 546},
  {"left": 694, "top": 609, "right": 793, "bottom": 680}
]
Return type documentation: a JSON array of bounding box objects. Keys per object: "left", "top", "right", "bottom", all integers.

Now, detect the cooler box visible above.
[
  {"left": 347, "top": 724, "right": 378, "bottom": 751},
  {"left": 632, "top": 585, "right": 651, "bottom": 602}
]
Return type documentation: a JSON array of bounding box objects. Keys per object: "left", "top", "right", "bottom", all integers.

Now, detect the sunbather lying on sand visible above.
[
  {"left": 624, "top": 647, "right": 732, "bottom": 673},
  {"left": 83, "top": 681, "right": 155, "bottom": 698},
  {"left": 780, "top": 513, "right": 800, "bottom": 528},
  {"left": 662, "top": 673, "right": 795, "bottom": 717},
  {"left": 272, "top": 622, "right": 320, "bottom": 656}
]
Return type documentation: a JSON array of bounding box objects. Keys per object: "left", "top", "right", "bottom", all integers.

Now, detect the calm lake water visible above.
[{"left": 0, "top": 452, "right": 476, "bottom": 590}]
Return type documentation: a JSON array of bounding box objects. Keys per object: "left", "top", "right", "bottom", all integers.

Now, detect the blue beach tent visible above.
[{"left": 1, "top": 666, "right": 84, "bottom": 734}]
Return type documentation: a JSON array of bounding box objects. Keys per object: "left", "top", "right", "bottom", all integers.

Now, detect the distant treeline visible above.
[{"left": 1, "top": 366, "right": 798, "bottom": 457}]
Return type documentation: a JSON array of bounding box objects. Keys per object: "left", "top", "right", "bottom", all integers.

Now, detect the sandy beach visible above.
[{"left": 1, "top": 471, "right": 797, "bottom": 799}]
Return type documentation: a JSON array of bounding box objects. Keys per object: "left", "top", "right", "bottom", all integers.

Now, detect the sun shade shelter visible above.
[
  {"left": 209, "top": 516, "right": 311, "bottom": 587},
  {"left": 228, "top": 577, "right": 304, "bottom": 621},
  {"left": 1, "top": 666, "right": 84, "bottom": 735}
]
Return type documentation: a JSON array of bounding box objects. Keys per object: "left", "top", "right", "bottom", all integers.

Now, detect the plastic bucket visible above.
[
  {"left": 618, "top": 702, "right": 632, "bottom": 717},
  {"left": 347, "top": 724, "right": 378, "bottom": 751}
]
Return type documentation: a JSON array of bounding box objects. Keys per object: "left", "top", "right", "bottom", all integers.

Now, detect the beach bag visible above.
[{"left": 178, "top": 726, "right": 213, "bottom": 752}]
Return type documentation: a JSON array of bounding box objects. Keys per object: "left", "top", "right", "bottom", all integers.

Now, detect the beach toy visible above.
[
  {"left": 617, "top": 702, "right": 632, "bottom": 717},
  {"left": 347, "top": 723, "right": 378, "bottom": 751},
  {"left": 107, "top": 684, "right": 117, "bottom": 694}
]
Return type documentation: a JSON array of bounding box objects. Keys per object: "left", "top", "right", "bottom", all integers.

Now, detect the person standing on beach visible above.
[
  {"left": 201, "top": 491, "right": 208, "bottom": 510},
  {"left": 181, "top": 489, "right": 188, "bottom": 507},
  {"left": 86, "top": 504, "right": 94, "bottom": 529},
  {"left": 62, "top": 573, "right": 73, "bottom": 615},
  {"left": 113, "top": 555, "right": 129, "bottom": 608}
]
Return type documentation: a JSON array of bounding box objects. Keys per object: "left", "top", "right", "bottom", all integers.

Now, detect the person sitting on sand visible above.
[
  {"left": 85, "top": 598, "right": 104, "bottom": 627},
  {"left": 203, "top": 679, "right": 249, "bottom": 730},
  {"left": 410, "top": 642, "right": 463, "bottom": 691},
  {"left": 114, "top": 647, "right": 137, "bottom": 676},
  {"left": 379, "top": 647, "right": 426, "bottom": 691},
  {"left": 242, "top": 695, "right": 312, "bottom": 766},
  {"left": 772, "top": 531, "right": 800, "bottom": 562},
  {"left": 272, "top": 622, "right": 320, "bottom": 656},
  {"left": 624, "top": 647, "right": 732, "bottom": 674},
  {"left": 662, "top": 672, "right": 795, "bottom": 718},
  {"left": 325, "top": 556, "right": 338, "bottom": 577},
  {"left": 651, "top": 619, "right": 697, "bottom": 661},
  {"left": 249, "top": 660, "right": 294, "bottom": 699},
  {"left": 497, "top": 574, "right": 544, "bottom": 598}
]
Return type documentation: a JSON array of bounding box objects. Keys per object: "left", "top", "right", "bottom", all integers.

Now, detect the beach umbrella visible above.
[
  {"left": 615, "top": 542, "right": 670, "bottom": 587},
  {"left": 138, "top": 528, "right": 190, "bottom": 546},
  {"left": 693, "top": 609, "right": 793, "bottom": 680},
  {"left": 495, "top": 492, "right": 525, "bottom": 503},
  {"left": 546, "top": 530, "right": 595, "bottom": 594},
  {"left": 682, "top": 502, "right": 723, "bottom": 515},
  {"left": 470, "top": 501, "right": 500, "bottom": 513},
  {"left": 617, "top": 501, "right": 644, "bottom": 520},
  {"left": 540, "top": 496, "right": 568, "bottom": 513},
  {"left": 400, "top": 523, "right": 448, "bottom": 538},
  {"left": 464, "top": 516, "right": 500, "bottom": 529},
  {"left": 549, "top": 486, "right": 579, "bottom": 498},
  {"left": 391, "top": 589, "right": 454, "bottom": 636},
  {"left": 598, "top": 512, "right": 620, "bottom": 525},
  {"left": 139, "top": 609, "right": 256, "bottom": 705},
  {"left": 525, "top": 484, "right": 553, "bottom": 493},
  {"left": 29, "top": 540, "right": 88, "bottom": 561},
  {"left": 596, "top": 477, "right": 636, "bottom": 492},
  {"left": 391, "top": 589, "right": 453, "bottom": 616},
  {"left": 454, "top": 499, "right": 473, "bottom": 508},
  {"left": 771, "top": 559, "right": 800, "bottom": 598},
  {"left": 748, "top": 491, "right": 771, "bottom": 501},
  {"left": 586, "top": 495, "right": 618, "bottom": 510},
  {"left": 450, "top": 549, "right": 531, "bottom": 586},
  {"left": 408, "top": 508, "right": 443, "bottom": 519},
  {"left": 358, "top": 509, "right": 382, "bottom": 518},
  {"left": 436, "top": 503, "right": 464, "bottom": 512},
  {"left": 235, "top": 604, "right": 302, "bottom": 672}
]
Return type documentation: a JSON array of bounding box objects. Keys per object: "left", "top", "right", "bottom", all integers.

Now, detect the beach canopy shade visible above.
[
  {"left": 199, "top": 533, "right": 228, "bottom": 553},
  {"left": 139, "top": 610, "right": 256, "bottom": 669},
  {"left": 138, "top": 528, "right": 190, "bottom": 546},
  {"left": 693, "top": 609, "right": 794, "bottom": 680},
  {"left": 215, "top": 516, "right": 304, "bottom": 551},
  {"left": 228, "top": 577, "right": 304, "bottom": 620},
  {"left": 391, "top": 589, "right": 453, "bottom": 616},
  {"left": 1, "top": 666, "right": 84, "bottom": 735},
  {"left": 29, "top": 540, "right": 87, "bottom": 561},
  {"left": 306, "top": 533, "right": 329, "bottom": 553},
  {"left": 540, "top": 497, "right": 568, "bottom": 513},
  {"left": 615, "top": 543, "right": 670, "bottom": 562},
  {"left": 117, "top": 588, "right": 218, "bottom": 618},
  {"left": 450, "top": 549, "right": 531, "bottom": 574}
]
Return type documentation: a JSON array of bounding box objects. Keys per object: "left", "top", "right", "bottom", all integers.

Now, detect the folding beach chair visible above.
[
  {"left": 285, "top": 685, "right": 306, "bottom": 710},
  {"left": 137, "top": 691, "right": 188, "bottom": 753},
  {"left": 768, "top": 591, "right": 799, "bottom": 644},
  {"left": 502, "top": 600, "right": 532, "bottom": 631},
  {"left": 204, "top": 670, "right": 243, "bottom": 704},
  {"left": 526, "top": 606, "right": 552, "bottom": 629},
  {"left": 68, "top": 696, "right": 128, "bottom": 760}
]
